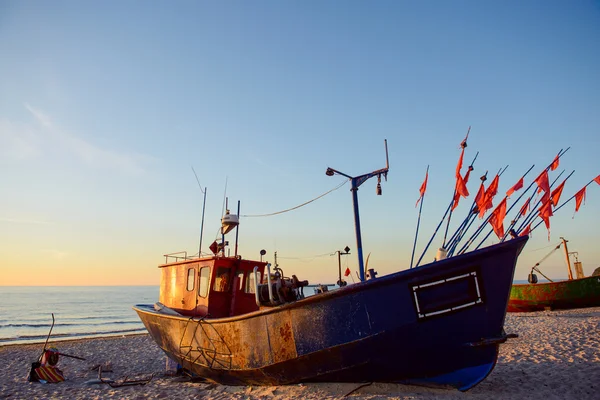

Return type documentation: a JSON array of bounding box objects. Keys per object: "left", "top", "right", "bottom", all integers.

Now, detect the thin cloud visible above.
[
  {"left": 21, "top": 103, "right": 155, "bottom": 175},
  {"left": 24, "top": 103, "right": 52, "bottom": 128}
]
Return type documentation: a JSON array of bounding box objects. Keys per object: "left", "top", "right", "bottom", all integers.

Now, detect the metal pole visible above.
[
  {"left": 561, "top": 237, "right": 574, "bottom": 280},
  {"left": 410, "top": 167, "right": 428, "bottom": 269},
  {"left": 325, "top": 140, "right": 389, "bottom": 282},
  {"left": 350, "top": 179, "right": 366, "bottom": 281},
  {"left": 235, "top": 200, "right": 240, "bottom": 257},
  {"left": 199, "top": 188, "right": 206, "bottom": 257},
  {"left": 337, "top": 251, "right": 342, "bottom": 285}
]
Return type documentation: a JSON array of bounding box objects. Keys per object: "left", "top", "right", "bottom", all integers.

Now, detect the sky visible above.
[{"left": 1, "top": 1, "right": 599, "bottom": 286}]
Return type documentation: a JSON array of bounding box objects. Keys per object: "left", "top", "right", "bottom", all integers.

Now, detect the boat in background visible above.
[
  {"left": 508, "top": 237, "right": 600, "bottom": 312},
  {"left": 133, "top": 140, "right": 529, "bottom": 391}
]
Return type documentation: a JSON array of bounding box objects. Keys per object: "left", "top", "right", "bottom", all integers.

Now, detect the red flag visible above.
[
  {"left": 540, "top": 190, "right": 550, "bottom": 205},
  {"left": 415, "top": 170, "right": 428, "bottom": 207},
  {"left": 550, "top": 153, "right": 560, "bottom": 171},
  {"left": 539, "top": 200, "right": 553, "bottom": 221},
  {"left": 534, "top": 170, "right": 550, "bottom": 194},
  {"left": 538, "top": 200, "right": 553, "bottom": 239},
  {"left": 506, "top": 177, "right": 524, "bottom": 197},
  {"left": 451, "top": 192, "right": 460, "bottom": 211},
  {"left": 452, "top": 172, "right": 469, "bottom": 211},
  {"left": 478, "top": 175, "right": 499, "bottom": 218},
  {"left": 594, "top": 175, "right": 600, "bottom": 185},
  {"left": 344, "top": 267, "right": 351, "bottom": 277},
  {"left": 475, "top": 182, "right": 485, "bottom": 207},
  {"left": 519, "top": 224, "right": 531, "bottom": 237},
  {"left": 550, "top": 179, "right": 566, "bottom": 206},
  {"left": 519, "top": 198, "right": 531, "bottom": 216},
  {"left": 488, "top": 197, "right": 507, "bottom": 239},
  {"left": 574, "top": 187, "right": 586, "bottom": 213},
  {"left": 456, "top": 173, "right": 469, "bottom": 198},
  {"left": 455, "top": 149, "right": 464, "bottom": 178},
  {"left": 464, "top": 166, "right": 474, "bottom": 185},
  {"left": 487, "top": 175, "right": 499, "bottom": 198}
]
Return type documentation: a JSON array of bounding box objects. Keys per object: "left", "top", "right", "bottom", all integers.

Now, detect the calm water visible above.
[{"left": 0, "top": 286, "right": 158, "bottom": 346}]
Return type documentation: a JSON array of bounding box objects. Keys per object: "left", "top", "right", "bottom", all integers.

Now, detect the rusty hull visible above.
[{"left": 508, "top": 275, "right": 600, "bottom": 312}]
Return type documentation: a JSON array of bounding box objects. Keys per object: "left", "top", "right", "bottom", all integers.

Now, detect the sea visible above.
[
  {"left": 0, "top": 281, "right": 536, "bottom": 347},
  {"left": 0, "top": 286, "right": 158, "bottom": 347}
]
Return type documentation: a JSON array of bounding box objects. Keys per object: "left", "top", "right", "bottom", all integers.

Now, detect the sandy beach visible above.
[{"left": 1, "top": 307, "right": 598, "bottom": 400}]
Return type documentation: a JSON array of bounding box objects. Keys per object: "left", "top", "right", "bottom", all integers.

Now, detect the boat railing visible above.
[{"left": 163, "top": 251, "right": 191, "bottom": 263}]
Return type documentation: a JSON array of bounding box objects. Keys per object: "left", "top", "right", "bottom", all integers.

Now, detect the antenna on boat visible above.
[
  {"left": 192, "top": 167, "right": 207, "bottom": 258},
  {"left": 325, "top": 139, "right": 390, "bottom": 282},
  {"left": 234, "top": 200, "right": 241, "bottom": 257}
]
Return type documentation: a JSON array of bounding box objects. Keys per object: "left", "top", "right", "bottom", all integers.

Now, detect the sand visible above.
[{"left": 1, "top": 307, "right": 598, "bottom": 400}]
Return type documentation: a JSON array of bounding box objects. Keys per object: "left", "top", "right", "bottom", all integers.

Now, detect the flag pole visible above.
[
  {"left": 415, "top": 127, "right": 470, "bottom": 266},
  {"left": 509, "top": 148, "right": 569, "bottom": 236},
  {"left": 513, "top": 169, "right": 569, "bottom": 235},
  {"left": 410, "top": 165, "right": 428, "bottom": 269},
  {"left": 458, "top": 149, "right": 567, "bottom": 254},
  {"left": 454, "top": 165, "right": 507, "bottom": 255},
  {"left": 493, "top": 163, "right": 536, "bottom": 241},
  {"left": 443, "top": 153, "right": 481, "bottom": 252},
  {"left": 414, "top": 199, "right": 453, "bottom": 268},
  {"left": 476, "top": 169, "right": 570, "bottom": 249},
  {"left": 529, "top": 175, "right": 597, "bottom": 234}
]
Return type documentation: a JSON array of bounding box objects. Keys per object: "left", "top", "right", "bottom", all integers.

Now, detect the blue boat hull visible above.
[{"left": 134, "top": 236, "right": 527, "bottom": 391}]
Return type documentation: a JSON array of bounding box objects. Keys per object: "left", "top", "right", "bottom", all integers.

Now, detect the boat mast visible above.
[
  {"left": 560, "top": 237, "right": 574, "bottom": 280},
  {"left": 326, "top": 140, "right": 389, "bottom": 282}
]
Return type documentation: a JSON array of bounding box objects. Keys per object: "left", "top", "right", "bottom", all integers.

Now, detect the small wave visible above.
[
  {"left": 0, "top": 327, "right": 148, "bottom": 345},
  {"left": 0, "top": 320, "right": 139, "bottom": 329}
]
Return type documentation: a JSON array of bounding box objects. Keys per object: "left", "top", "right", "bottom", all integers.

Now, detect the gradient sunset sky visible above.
[{"left": 1, "top": 1, "right": 599, "bottom": 286}]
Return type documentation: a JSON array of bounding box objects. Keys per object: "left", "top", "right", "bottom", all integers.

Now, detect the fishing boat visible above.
[
  {"left": 134, "top": 139, "right": 529, "bottom": 391},
  {"left": 508, "top": 237, "right": 600, "bottom": 312}
]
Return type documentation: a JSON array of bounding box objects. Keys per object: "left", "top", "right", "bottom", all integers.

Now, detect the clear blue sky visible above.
[{"left": 1, "top": 1, "right": 599, "bottom": 285}]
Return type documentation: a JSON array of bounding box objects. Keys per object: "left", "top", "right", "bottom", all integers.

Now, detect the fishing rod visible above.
[{"left": 410, "top": 166, "right": 428, "bottom": 269}]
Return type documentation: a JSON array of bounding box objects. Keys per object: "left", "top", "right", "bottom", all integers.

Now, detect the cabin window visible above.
[
  {"left": 213, "top": 267, "right": 231, "bottom": 292},
  {"left": 245, "top": 271, "right": 261, "bottom": 294},
  {"left": 236, "top": 271, "right": 244, "bottom": 290},
  {"left": 198, "top": 267, "right": 210, "bottom": 297},
  {"left": 186, "top": 268, "right": 195, "bottom": 291}
]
